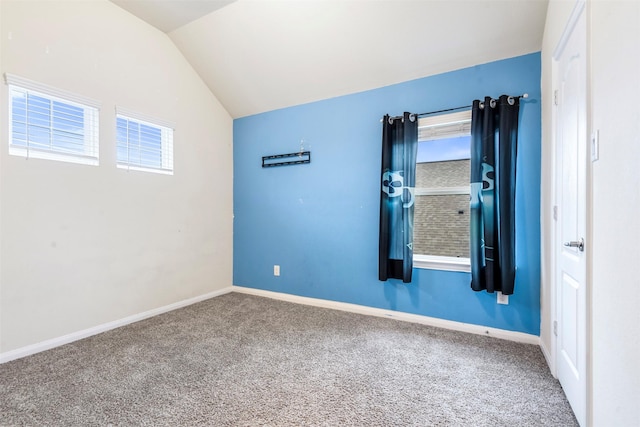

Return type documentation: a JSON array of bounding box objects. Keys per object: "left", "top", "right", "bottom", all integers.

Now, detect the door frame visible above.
[{"left": 550, "top": 0, "right": 592, "bottom": 424}]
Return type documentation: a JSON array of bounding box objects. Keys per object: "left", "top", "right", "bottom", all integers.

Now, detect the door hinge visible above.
[
  {"left": 554, "top": 89, "right": 559, "bottom": 106},
  {"left": 553, "top": 320, "right": 558, "bottom": 337},
  {"left": 553, "top": 206, "right": 558, "bottom": 221}
]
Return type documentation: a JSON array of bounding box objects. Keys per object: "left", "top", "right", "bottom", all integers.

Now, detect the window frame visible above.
[
  {"left": 115, "top": 107, "right": 174, "bottom": 175},
  {"left": 5, "top": 73, "right": 100, "bottom": 166},
  {"left": 414, "top": 109, "right": 472, "bottom": 273}
]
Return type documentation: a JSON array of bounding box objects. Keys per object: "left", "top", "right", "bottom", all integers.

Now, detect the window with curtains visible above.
[
  {"left": 116, "top": 109, "right": 174, "bottom": 175},
  {"left": 6, "top": 74, "right": 100, "bottom": 166},
  {"left": 413, "top": 110, "right": 472, "bottom": 271}
]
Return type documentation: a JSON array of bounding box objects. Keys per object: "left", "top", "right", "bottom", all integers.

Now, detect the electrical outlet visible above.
[
  {"left": 274, "top": 265, "right": 280, "bottom": 276},
  {"left": 497, "top": 292, "right": 509, "bottom": 305}
]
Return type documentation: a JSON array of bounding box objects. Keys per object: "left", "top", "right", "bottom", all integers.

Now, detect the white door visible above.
[{"left": 554, "top": 3, "right": 587, "bottom": 426}]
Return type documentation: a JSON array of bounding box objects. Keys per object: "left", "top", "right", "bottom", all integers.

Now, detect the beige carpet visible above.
[{"left": 0, "top": 292, "right": 577, "bottom": 426}]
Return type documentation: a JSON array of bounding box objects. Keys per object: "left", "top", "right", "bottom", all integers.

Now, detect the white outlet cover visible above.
[{"left": 497, "top": 292, "right": 509, "bottom": 305}]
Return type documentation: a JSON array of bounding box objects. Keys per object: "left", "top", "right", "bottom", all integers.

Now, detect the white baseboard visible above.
[
  {"left": 0, "top": 286, "right": 234, "bottom": 364},
  {"left": 1, "top": 285, "right": 540, "bottom": 364},
  {"left": 539, "top": 337, "right": 557, "bottom": 377},
  {"left": 233, "top": 286, "right": 540, "bottom": 345}
]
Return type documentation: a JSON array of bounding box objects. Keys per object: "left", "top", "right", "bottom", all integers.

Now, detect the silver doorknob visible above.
[{"left": 564, "top": 238, "right": 584, "bottom": 252}]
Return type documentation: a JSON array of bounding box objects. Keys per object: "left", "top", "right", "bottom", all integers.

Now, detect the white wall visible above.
[
  {"left": 588, "top": 1, "right": 640, "bottom": 424},
  {"left": 0, "top": 1, "right": 233, "bottom": 354},
  {"left": 542, "top": 1, "right": 640, "bottom": 424}
]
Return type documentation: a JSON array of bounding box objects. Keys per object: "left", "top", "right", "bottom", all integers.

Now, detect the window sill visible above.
[
  {"left": 117, "top": 163, "right": 173, "bottom": 175},
  {"left": 9, "top": 146, "right": 99, "bottom": 166},
  {"left": 414, "top": 255, "right": 470, "bottom": 273}
]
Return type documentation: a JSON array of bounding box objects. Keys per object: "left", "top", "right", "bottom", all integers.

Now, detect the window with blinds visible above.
[
  {"left": 116, "top": 109, "right": 174, "bottom": 175},
  {"left": 413, "top": 109, "right": 472, "bottom": 269},
  {"left": 6, "top": 74, "right": 100, "bottom": 166}
]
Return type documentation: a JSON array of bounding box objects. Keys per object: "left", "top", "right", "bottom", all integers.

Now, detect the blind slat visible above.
[
  {"left": 4, "top": 73, "right": 101, "bottom": 108},
  {"left": 418, "top": 110, "right": 472, "bottom": 142}
]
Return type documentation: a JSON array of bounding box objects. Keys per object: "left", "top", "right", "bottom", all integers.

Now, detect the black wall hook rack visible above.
[{"left": 262, "top": 151, "right": 311, "bottom": 168}]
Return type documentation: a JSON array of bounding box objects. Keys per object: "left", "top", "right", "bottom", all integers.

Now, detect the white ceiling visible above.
[
  {"left": 110, "top": 0, "right": 237, "bottom": 33},
  {"left": 111, "top": 0, "right": 549, "bottom": 118}
]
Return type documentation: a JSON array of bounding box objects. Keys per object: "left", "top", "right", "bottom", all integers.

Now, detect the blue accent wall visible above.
[{"left": 233, "top": 53, "right": 541, "bottom": 335}]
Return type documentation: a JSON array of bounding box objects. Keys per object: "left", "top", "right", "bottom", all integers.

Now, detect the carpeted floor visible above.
[{"left": 0, "top": 292, "right": 577, "bottom": 426}]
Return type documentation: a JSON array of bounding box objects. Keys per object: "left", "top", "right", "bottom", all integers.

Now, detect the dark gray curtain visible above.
[
  {"left": 470, "top": 95, "right": 519, "bottom": 295},
  {"left": 379, "top": 112, "right": 418, "bottom": 283}
]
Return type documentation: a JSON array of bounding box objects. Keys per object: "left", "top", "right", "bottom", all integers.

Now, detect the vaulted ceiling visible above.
[{"left": 111, "top": 0, "right": 549, "bottom": 118}]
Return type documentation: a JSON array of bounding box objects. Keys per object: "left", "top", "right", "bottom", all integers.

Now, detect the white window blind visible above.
[
  {"left": 5, "top": 73, "right": 100, "bottom": 166},
  {"left": 418, "top": 110, "right": 472, "bottom": 141},
  {"left": 116, "top": 107, "right": 174, "bottom": 175}
]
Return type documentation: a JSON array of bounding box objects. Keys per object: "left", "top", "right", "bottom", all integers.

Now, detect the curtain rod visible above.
[
  {"left": 382, "top": 93, "right": 529, "bottom": 122},
  {"left": 418, "top": 105, "right": 470, "bottom": 117}
]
